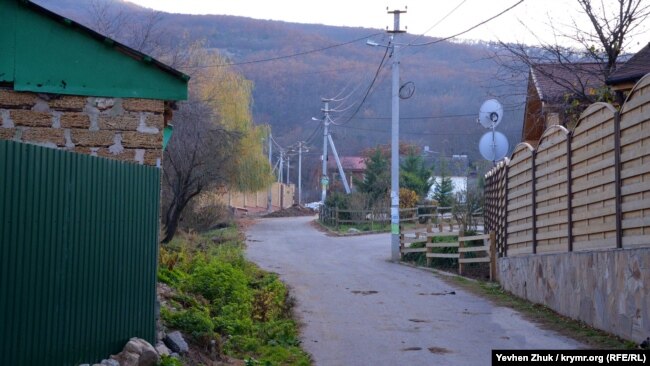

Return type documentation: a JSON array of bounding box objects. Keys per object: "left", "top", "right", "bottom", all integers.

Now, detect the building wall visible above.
[
  {"left": 522, "top": 74, "right": 546, "bottom": 146},
  {"left": 498, "top": 249, "right": 649, "bottom": 342},
  {"left": 0, "top": 90, "right": 164, "bottom": 166},
  {"left": 218, "top": 183, "right": 296, "bottom": 211}
]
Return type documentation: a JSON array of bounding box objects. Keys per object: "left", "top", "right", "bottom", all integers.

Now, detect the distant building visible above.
[
  {"left": 607, "top": 42, "right": 650, "bottom": 97},
  {"left": 327, "top": 156, "right": 366, "bottom": 191}
]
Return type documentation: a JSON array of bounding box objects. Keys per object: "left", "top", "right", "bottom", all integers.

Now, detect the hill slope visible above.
[{"left": 34, "top": 0, "right": 524, "bottom": 161}]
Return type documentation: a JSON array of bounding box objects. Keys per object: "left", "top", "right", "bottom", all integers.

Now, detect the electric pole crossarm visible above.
[{"left": 328, "top": 134, "right": 351, "bottom": 194}]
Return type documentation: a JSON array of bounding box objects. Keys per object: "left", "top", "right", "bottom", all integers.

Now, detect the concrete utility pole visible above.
[
  {"left": 286, "top": 154, "right": 291, "bottom": 185},
  {"left": 321, "top": 100, "right": 330, "bottom": 203},
  {"left": 388, "top": 8, "right": 406, "bottom": 262},
  {"left": 328, "top": 134, "right": 351, "bottom": 194},
  {"left": 268, "top": 130, "right": 273, "bottom": 213},
  {"left": 298, "top": 142, "right": 307, "bottom": 205},
  {"left": 319, "top": 99, "right": 352, "bottom": 202},
  {"left": 279, "top": 149, "right": 284, "bottom": 183}
]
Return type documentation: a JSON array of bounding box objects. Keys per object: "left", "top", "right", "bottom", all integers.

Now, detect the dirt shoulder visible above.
[{"left": 434, "top": 271, "right": 637, "bottom": 350}]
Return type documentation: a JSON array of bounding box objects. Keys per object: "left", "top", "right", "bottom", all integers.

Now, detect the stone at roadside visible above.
[
  {"left": 347, "top": 228, "right": 360, "bottom": 233},
  {"left": 101, "top": 359, "right": 120, "bottom": 366},
  {"left": 110, "top": 337, "right": 160, "bottom": 366},
  {"left": 155, "top": 342, "right": 171, "bottom": 356},
  {"left": 164, "top": 331, "right": 189, "bottom": 354}
]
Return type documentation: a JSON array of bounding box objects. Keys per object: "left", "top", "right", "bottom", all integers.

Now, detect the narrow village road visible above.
[{"left": 245, "top": 216, "right": 585, "bottom": 366}]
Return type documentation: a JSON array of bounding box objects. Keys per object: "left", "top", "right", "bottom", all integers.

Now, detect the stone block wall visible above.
[
  {"left": 0, "top": 90, "right": 164, "bottom": 166},
  {"left": 498, "top": 249, "right": 649, "bottom": 342}
]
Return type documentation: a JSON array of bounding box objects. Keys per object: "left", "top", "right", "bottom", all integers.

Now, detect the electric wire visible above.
[
  {"left": 333, "top": 123, "right": 506, "bottom": 136},
  {"left": 407, "top": 0, "right": 524, "bottom": 47},
  {"left": 187, "top": 32, "right": 383, "bottom": 69},
  {"left": 331, "top": 43, "right": 391, "bottom": 126},
  {"left": 404, "top": 0, "right": 468, "bottom": 49}
]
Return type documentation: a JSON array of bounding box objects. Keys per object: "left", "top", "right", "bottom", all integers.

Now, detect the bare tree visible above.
[
  {"left": 492, "top": 0, "right": 650, "bottom": 107},
  {"left": 86, "top": 0, "right": 168, "bottom": 58},
  {"left": 575, "top": 0, "right": 650, "bottom": 78},
  {"left": 161, "top": 96, "right": 240, "bottom": 243}
]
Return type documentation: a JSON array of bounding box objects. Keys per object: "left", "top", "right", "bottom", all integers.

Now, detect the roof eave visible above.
[{"left": 22, "top": 0, "right": 190, "bottom": 84}]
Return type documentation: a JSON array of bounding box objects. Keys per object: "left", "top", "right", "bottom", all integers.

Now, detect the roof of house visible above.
[
  {"left": 327, "top": 156, "right": 366, "bottom": 171},
  {"left": 530, "top": 63, "right": 605, "bottom": 104},
  {"left": 0, "top": 0, "right": 188, "bottom": 100},
  {"left": 606, "top": 43, "right": 650, "bottom": 86}
]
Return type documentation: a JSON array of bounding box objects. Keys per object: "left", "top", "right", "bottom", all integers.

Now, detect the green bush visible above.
[
  {"left": 161, "top": 307, "right": 214, "bottom": 340},
  {"left": 159, "top": 226, "right": 311, "bottom": 365},
  {"left": 158, "top": 355, "right": 183, "bottom": 366}
]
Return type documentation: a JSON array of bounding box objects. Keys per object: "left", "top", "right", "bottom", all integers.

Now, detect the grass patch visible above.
[
  {"left": 445, "top": 276, "right": 637, "bottom": 350},
  {"left": 159, "top": 229, "right": 311, "bottom": 365}
]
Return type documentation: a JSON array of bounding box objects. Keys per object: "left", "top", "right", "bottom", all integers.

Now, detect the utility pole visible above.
[
  {"left": 298, "top": 142, "right": 304, "bottom": 205},
  {"left": 286, "top": 154, "right": 291, "bottom": 185},
  {"left": 279, "top": 149, "right": 284, "bottom": 183},
  {"left": 267, "top": 129, "right": 273, "bottom": 213},
  {"left": 388, "top": 8, "right": 406, "bottom": 262},
  {"left": 321, "top": 100, "right": 330, "bottom": 203}
]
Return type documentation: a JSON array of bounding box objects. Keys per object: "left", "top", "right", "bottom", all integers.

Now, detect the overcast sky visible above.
[{"left": 125, "top": 0, "right": 649, "bottom": 53}]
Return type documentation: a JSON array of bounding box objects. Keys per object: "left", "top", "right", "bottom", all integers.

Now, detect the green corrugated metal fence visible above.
[{"left": 0, "top": 140, "right": 161, "bottom": 365}]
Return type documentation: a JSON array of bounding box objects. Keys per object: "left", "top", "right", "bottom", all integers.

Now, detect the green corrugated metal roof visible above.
[{"left": 0, "top": 0, "right": 188, "bottom": 100}]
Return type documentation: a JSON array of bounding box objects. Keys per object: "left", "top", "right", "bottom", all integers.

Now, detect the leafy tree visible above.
[
  {"left": 400, "top": 150, "right": 433, "bottom": 199},
  {"left": 433, "top": 173, "right": 454, "bottom": 208},
  {"left": 162, "top": 49, "right": 274, "bottom": 242},
  {"left": 355, "top": 148, "right": 390, "bottom": 204},
  {"left": 399, "top": 188, "right": 419, "bottom": 209}
]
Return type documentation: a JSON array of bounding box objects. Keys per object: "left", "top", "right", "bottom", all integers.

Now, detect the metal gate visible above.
[{"left": 0, "top": 140, "right": 160, "bottom": 365}]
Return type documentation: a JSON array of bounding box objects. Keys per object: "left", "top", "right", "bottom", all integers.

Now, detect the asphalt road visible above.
[{"left": 245, "top": 216, "right": 585, "bottom": 366}]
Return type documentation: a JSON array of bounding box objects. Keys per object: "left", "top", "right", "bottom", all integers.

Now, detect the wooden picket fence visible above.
[{"left": 400, "top": 223, "right": 497, "bottom": 280}]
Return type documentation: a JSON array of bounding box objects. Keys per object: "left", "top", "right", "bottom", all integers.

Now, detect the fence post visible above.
[
  {"left": 614, "top": 111, "right": 623, "bottom": 249},
  {"left": 489, "top": 231, "right": 497, "bottom": 281},
  {"left": 399, "top": 232, "right": 404, "bottom": 260},
  {"left": 335, "top": 207, "right": 340, "bottom": 231},
  {"left": 531, "top": 151, "right": 537, "bottom": 254},
  {"left": 426, "top": 235, "right": 432, "bottom": 267},
  {"left": 458, "top": 225, "right": 465, "bottom": 275}
]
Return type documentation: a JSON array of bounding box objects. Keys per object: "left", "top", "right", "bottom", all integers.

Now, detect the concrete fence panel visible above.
[
  {"left": 620, "top": 74, "right": 650, "bottom": 248},
  {"left": 570, "top": 103, "right": 618, "bottom": 251},
  {"left": 506, "top": 143, "right": 535, "bottom": 256},
  {"left": 534, "top": 126, "right": 570, "bottom": 254}
]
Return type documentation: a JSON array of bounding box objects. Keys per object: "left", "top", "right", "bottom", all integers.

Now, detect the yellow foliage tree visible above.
[{"left": 190, "top": 49, "right": 274, "bottom": 193}]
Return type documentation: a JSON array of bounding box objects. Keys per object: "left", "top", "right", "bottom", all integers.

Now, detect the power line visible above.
[
  {"left": 351, "top": 109, "right": 522, "bottom": 121},
  {"left": 408, "top": 0, "right": 524, "bottom": 47},
  {"left": 332, "top": 43, "right": 391, "bottom": 126},
  {"left": 405, "top": 0, "right": 468, "bottom": 49},
  {"left": 333, "top": 123, "right": 489, "bottom": 136},
  {"left": 187, "top": 32, "right": 382, "bottom": 69}
]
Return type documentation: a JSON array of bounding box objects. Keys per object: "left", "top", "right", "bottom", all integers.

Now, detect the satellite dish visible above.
[
  {"left": 479, "top": 131, "right": 509, "bottom": 161},
  {"left": 478, "top": 99, "right": 504, "bottom": 129}
]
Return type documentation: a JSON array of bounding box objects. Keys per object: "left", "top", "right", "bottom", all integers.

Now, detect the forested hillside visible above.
[{"left": 34, "top": 0, "right": 525, "bottom": 161}]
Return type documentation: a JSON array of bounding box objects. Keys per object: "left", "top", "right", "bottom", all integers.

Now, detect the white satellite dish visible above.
[
  {"left": 479, "top": 131, "right": 509, "bottom": 162},
  {"left": 478, "top": 99, "right": 504, "bottom": 129}
]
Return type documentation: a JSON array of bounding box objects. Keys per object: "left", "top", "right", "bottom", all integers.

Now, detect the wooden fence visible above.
[
  {"left": 484, "top": 73, "right": 650, "bottom": 256},
  {"left": 400, "top": 224, "right": 497, "bottom": 280},
  {"left": 319, "top": 205, "right": 439, "bottom": 231}
]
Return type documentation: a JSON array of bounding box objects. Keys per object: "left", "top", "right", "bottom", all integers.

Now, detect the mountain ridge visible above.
[{"left": 33, "top": 0, "right": 525, "bottom": 161}]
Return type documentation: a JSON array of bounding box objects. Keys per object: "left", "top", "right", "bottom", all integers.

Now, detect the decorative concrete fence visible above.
[{"left": 484, "top": 74, "right": 650, "bottom": 342}]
